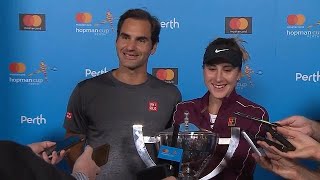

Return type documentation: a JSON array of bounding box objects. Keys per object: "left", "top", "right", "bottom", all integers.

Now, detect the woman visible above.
[{"left": 173, "top": 37, "right": 269, "bottom": 179}]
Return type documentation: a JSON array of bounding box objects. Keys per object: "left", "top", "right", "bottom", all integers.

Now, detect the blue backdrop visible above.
[{"left": 1, "top": 0, "right": 320, "bottom": 179}]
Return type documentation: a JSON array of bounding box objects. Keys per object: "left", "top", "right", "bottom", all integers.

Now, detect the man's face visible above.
[
  {"left": 116, "top": 18, "right": 157, "bottom": 71},
  {"left": 203, "top": 63, "right": 241, "bottom": 100}
]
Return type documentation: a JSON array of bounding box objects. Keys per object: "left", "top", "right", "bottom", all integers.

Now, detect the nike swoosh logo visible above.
[{"left": 215, "top": 48, "right": 229, "bottom": 53}]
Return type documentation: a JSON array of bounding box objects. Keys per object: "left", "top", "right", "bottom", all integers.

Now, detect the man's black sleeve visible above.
[{"left": 0, "top": 141, "right": 76, "bottom": 180}]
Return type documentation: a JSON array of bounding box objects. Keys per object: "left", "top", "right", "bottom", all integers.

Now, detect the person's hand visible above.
[
  {"left": 73, "top": 145, "right": 100, "bottom": 180},
  {"left": 27, "top": 141, "right": 66, "bottom": 164},
  {"left": 267, "top": 127, "right": 320, "bottom": 161},
  {"left": 252, "top": 149, "right": 301, "bottom": 179},
  {"left": 253, "top": 141, "right": 320, "bottom": 180},
  {"left": 276, "top": 116, "right": 320, "bottom": 141}
]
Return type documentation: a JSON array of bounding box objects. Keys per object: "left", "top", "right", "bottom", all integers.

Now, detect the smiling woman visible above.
[{"left": 172, "top": 37, "right": 269, "bottom": 180}]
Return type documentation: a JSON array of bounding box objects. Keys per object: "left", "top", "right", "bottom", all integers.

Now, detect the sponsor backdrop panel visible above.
[
  {"left": 273, "top": 0, "right": 320, "bottom": 120},
  {"left": 1, "top": 0, "right": 319, "bottom": 179}
]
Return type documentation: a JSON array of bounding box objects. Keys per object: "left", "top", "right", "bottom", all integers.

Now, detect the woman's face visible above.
[{"left": 203, "top": 63, "right": 241, "bottom": 100}]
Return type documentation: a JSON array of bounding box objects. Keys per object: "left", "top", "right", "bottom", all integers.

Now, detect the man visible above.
[
  {"left": 0, "top": 140, "right": 100, "bottom": 180},
  {"left": 252, "top": 116, "right": 320, "bottom": 179},
  {"left": 64, "top": 9, "right": 181, "bottom": 179}
]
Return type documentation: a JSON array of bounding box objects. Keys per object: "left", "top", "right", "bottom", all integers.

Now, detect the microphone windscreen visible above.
[{"left": 136, "top": 164, "right": 173, "bottom": 180}]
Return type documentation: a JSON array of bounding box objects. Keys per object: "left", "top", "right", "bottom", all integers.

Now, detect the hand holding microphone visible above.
[{"left": 73, "top": 145, "right": 101, "bottom": 180}]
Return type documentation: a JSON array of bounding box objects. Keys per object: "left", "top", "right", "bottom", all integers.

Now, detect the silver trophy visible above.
[
  {"left": 158, "top": 130, "right": 218, "bottom": 179},
  {"left": 133, "top": 111, "right": 240, "bottom": 179}
]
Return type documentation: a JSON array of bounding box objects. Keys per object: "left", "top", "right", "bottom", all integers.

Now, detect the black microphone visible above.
[
  {"left": 136, "top": 164, "right": 173, "bottom": 180},
  {"left": 136, "top": 125, "right": 181, "bottom": 180}
]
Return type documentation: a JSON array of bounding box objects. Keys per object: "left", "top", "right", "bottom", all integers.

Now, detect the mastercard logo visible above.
[
  {"left": 152, "top": 68, "right": 178, "bottom": 84},
  {"left": 76, "top": 13, "right": 92, "bottom": 23},
  {"left": 155, "top": 69, "right": 175, "bottom": 81},
  {"left": 229, "top": 18, "right": 249, "bottom": 30},
  {"left": 287, "top": 14, "right": 305, "bottom": 25},
  {"left": 22, "top": 15, "right": 43, "bottom": 27},
  {"left": 9, "top": 62, "right": 26, "bottom": 73}
]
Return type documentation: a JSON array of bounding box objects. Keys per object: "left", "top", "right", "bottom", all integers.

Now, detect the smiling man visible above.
[{"left": 63, "top": 9, "right": 181, "bottom": 179}]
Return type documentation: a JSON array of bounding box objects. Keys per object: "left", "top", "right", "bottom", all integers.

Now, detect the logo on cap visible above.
[{"left": 215, "top": 49, "right": 229, "bottom": 53}]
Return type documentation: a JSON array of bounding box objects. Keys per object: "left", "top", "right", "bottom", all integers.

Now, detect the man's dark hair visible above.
[{"left": 117, "top": 9, "right": 161, "bottom": 46}]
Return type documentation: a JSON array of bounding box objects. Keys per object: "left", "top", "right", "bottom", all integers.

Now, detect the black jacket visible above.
[{"left": 0, "top": 141, "right": 75, "bottom": 180}]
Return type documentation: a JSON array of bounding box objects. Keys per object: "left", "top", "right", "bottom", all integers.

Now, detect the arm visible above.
[
  {"left": 0, "top": 141, "right": 76, "bottom": 180},
  {"left": 63, "top": 84, "right": 88, "bottom": 167},
  {"left": 172, "top": 103, "right": 183, "bottom": 126},
  {"left": 25, "top": 141, "right": 100, "bottom": 180},
  {"left": 253, "top": 140, "right": 320, "bottom": 180},
  {"left": 72, "top": 145, "right": 101, "bottom": 180},
  {"left": 277, "top": 116, "right": 320, "bottom": 142},
  {"left": 264, "top": 126, "right": 320, "bottom": 161},
  {"left": 166, "top": 87, "right": 182, "bottom": 128},
  {"left": 27, "top": 141, "right": 66, "bottom": 164},
  {"left": 64, "top": 130, "right": 86, "bottom": 168},
  {"left": 253, "top": 152, "right": 320, "bottom": 180}
]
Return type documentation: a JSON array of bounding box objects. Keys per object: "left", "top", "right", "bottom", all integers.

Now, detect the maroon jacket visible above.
[{"left": 173, "top": 90, "right": 269, "bottom": 180}]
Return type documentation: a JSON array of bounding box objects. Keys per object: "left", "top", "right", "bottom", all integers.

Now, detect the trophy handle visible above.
[
  {"left": 200, "top": 127, "right": 241, "bottom": 180},
  {"left": 132, "top": 125, "right": 157, "bottom": 167}
]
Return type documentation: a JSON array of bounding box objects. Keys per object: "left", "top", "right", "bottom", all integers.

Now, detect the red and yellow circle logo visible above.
[
  {"left": 287, "top": 14, "right": 305, "bottom": 25},
  {"left": 76, "top": 13, "right": 92, "bottom": 23},
  {"left": 229, "top": 18, "right": 249, "bottom": 30},
  {"left": 156, "top": 69, "right": 175, "bottom": 81},
  {"left": 22, "top": 15, "right": 42, "bottom": 27},
  {"left": 162, "top": 149, "right": 169, "bottom": 153},
  {"left": 9, "top": 63, "right": 26, "bottom": 73}
]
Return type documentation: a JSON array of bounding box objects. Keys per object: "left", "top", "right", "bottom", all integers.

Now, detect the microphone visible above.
[
  {"left": 136, "top": 125, "right": 181, "bottom": 180},
  {"left": 136, "top": 164, "right": 173, "bottom": 180}
]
